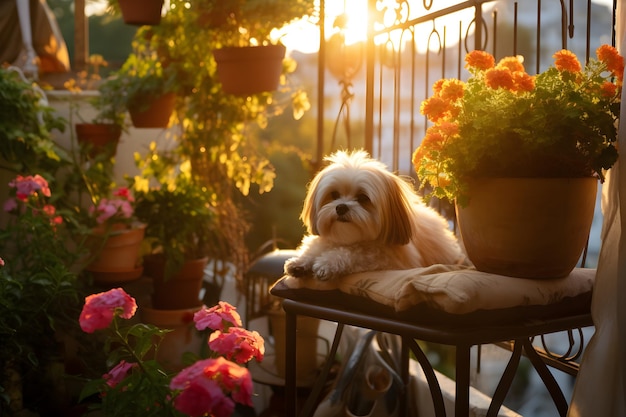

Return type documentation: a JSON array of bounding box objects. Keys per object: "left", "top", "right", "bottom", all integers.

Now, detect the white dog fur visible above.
[{"left": 285, "top": 149, "right": 464, "bottom": 281}]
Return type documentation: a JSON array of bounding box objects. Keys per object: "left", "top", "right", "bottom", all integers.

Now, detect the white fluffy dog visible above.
[{"left": 285, "top": 149, "right": 464, "bottom": 281}]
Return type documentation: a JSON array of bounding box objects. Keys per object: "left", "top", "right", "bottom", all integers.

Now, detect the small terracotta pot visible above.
[
  {"left": 144, "top": 255, "right": 208, "bottom": 310},
  {"left": 129, "top": 92, "right": 176, "bottom": 128},
  {"left": 118, "top": 0, "right": 164, "bottom": 26},
  {"left": 75, "top": 123, "right": 121, "bottom": 158}
]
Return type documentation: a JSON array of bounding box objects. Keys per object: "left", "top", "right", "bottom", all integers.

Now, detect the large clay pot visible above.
[
  {"left": 86, "top": 223, "right": 146, "bottom": 285},
  {"left": 213, "top": 44, "right": 286, "bottom": 96},
  {"left": 118, "top": 0, "right": 164, "bottom": 26},
  {"left": 140, "top": 305, "right": 203, "bottom": 371},
  {"left": 128, "top": 92, "right": 176, "bottom": 128},
  {"left": 268, "top": 309, "right": 320, "bottom": 381},
  {"left": 144, "top": 254, "right": 208, "bottom": 310},
  {"left": 75, "top": 123, "right": 121, "bottom": 158},
  {"left": 456, "top": 177, "right": 597, "bottom": 279}
]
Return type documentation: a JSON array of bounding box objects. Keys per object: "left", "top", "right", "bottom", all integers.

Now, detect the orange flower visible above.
[
  {"left": 601, "top": 81, "right": 618, "bottom": 98},
  {"left": 439, "top": 79, "right": 465, "bottom": 101},
  {"left": 432, "top": 78, "right": 446, "bottom": 95},
  {"left": 597, "top": 44, "right": 624, "bottom": 81},
  {"left": 485, "top": 68, "right": 515, "bottom": 90},
  {"left": 420, "top": 95, "right": 450, "bottom": 122},
  {"left": 553, "top": 50, "right": 582, "bottom": 73},
  {"left": 512, "top": 72, "right": 535, "bottom": 92},
  {"left": 465, "top": 50, "right": 495, "bottom": 71},
  {"left": 497, "top": 56, "right": 525, "bottom": 73}
]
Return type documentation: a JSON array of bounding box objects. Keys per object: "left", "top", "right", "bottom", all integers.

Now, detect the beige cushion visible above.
[{"left": 270, "top": 266, "right": 594, "bottom": 325}]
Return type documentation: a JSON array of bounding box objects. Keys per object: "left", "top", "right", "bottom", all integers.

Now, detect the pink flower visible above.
[
  {"left": 194, "top": 301, "right": 242, "bottom": 332},
  {"left": 79, "top": 288, "right": 137, "bottom": 333},
  {"left": 171, "top": 357, "right": 253, "bottom": 410},
  {"left": 95, "top": 198, "right": 134, "bottom": 224},
  {"left": 208, "top": 328, "right": 265, "bottom": 364},
  {"left": 203, "top": 357, "right": 253, "bottom": 406},
  {"left": 173, "top": 376, "right": 234, "bottom": 417},
  {"left": 103, "top": 360, "right": 137, "bottom": 388},
  {"left": 3, "top": 198, "right": 17, "bottom": 212},
  {"left": 0, "top": 257, "right": 5, "bottom": 267},
  {"left": 9, "top": 175, "right": 51, "bottom": 200}
]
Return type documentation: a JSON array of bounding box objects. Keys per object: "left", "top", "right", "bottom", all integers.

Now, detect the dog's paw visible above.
[
  {"left": 284, "top": 258, "right": 312, "bottom": 278},
  {"left": 311, "top": 264, "right": 339, "bottom": 281}
]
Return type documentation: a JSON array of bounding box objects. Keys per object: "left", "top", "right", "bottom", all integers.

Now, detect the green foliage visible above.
[
  {"left": 131, "top": 145, "right": 221, "bottom": 280},
  {"left": 415, "top": 46, "right": 622, "bottom": 204},
  {"left": 0, "top": 68, "right": 69, "bottom": 175}
]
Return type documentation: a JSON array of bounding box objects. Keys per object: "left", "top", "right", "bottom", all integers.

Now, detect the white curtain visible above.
[{"left": 567, "top": 2, "right": 626, "bottom": 416}]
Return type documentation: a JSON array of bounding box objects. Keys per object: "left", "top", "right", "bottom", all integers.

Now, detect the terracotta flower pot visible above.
[
  {"left": 144, "top": 254, "right": 208, "bottom": 310},
  {"left": 213, "top": 44, "right": 286, "bottom": 96},
  {"left": 456, "top": 177, "right": 597, "bottom": 278},
  {"left": 140, "top": 305, "right": 203, "bottom": 371},
  {"left": 75, "top": 123, "right": 121, "bottom": 158},
  {"left": 129, "top": 92, "right": 176, "bottom": 128},
  {"left": 86, "top": 223, "right": 146, "bottom": 285},
  {"left": 118, "top": 0, "right": 164, "bottom": 26}
]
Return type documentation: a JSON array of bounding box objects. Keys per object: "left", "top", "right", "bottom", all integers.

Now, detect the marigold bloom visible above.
[
  {"left": 597, "top": 44, "right": 625, "bottom": 81},
  {"left": 432, "top": 78, "right": 446, "bottom": 94},
  {"left": 208, "top": 327, "right": 265, "bottom": 364},
  {"left": 420, "top": 96, "right": 450, "bottom": 122},
  {"left": 413, "top": 130, "right": 443, "bottom": 164},
  {"left": 485, "top": 68, "right": 515, "bottom": 90},
  {"left": 512, "top": 72, "right": 535, "bottom": 92},
  {"left": 465, "top": 50, "right": 495, "bottom": 71},
  {"left": 496, "top": 56, "right": 525, "bottom": 73},
  {"left": 553, "top": 49, "right": 582, "bottom": 72},
  {"left": 439, "top": 79, "right": 465, "bottom": 101},
  {"left": 194, "top": 301, "right": 242, "bottom": 332},
  {"left": 601, "top": 81, "right": 618, "bottom": 98},
  {"left": 103, "top": 360, "right": 137, "bottom": 388},
  {"left": 79, "top": 288, "right": 137, "bottom": 333}
]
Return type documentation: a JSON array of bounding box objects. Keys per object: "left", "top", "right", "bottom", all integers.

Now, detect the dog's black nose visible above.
[{"left": 336, "top": 204, "right": 349, "bottom": 215}]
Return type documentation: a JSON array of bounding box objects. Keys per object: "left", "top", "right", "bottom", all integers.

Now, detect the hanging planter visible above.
[
  {"left": 213, "top": 44, "right": 286, "bottom": 96},
  {"left": 144, "top": 254, "right": 208, "bottom": 310},
  {"left": 128, "top": 92, "right": 176, "bottom": 128},
  {"left": 75, "top": 123, "right": 121, "bottom": 158},
  {"left": 456, "top": 177, "right": 597, "bottom": 279},
  {"left": 118, "top": 0, "right": 164, "bottom": 26}
]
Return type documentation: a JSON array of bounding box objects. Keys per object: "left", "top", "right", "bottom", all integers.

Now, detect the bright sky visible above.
[{"left": 85, "top": 0, "right": 617, "bottom": 54}]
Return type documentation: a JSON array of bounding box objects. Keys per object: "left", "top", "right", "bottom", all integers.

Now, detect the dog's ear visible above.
[
  {"left": 381, "top": 175, "right": 413, "bottom": 245},
  {"left": 301, "top": 173, "right": 321, "bottom": 235}
]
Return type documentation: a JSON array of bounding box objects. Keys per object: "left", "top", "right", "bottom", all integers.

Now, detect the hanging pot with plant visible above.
[
  {"left": 75, "top": 123, "right": 122, "bottom": 158},
  {"left": 118, "top": 0, "right": 164, "bottom": 26},
  {"left": 128, "top": 92, "right": 176, "bottom": 128},
  {"left": 213, "top": 44, "right": 286, "bottom": 96}
]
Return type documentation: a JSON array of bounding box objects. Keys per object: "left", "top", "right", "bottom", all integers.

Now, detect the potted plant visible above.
[
  {"left": 105, "top": 0, "right": 165, "bottom": 26},
  {"left": 0, "top": 174, "right": 85, "bottom": 415},
  {"left": 205, "top": 0, "right": 315, "bottom": 95},
  {"left": 98, "top": 52, "right": 178, "bottom": 128},
  {"left": 65, "top": 56, "right": 128, "bottom": 158},
  {"left": 84, "top": 186, "right": 146, "bottom": 285},
  {"left": 131, "top": 151, "right": 222, "bottom": 310},
  {"left": 413, "top": 45, "right": 624, "bottom": 278}
]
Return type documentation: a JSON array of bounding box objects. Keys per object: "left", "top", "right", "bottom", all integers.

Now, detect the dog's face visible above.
[{"left": 301, "top": 150, "right": 413, "bottom": 246}]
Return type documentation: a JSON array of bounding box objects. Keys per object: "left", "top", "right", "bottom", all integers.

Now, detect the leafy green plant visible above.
[
  {"left": 196, "top": 0, "right": 315, "bottom": 46},
  {"left": 0, "top": 67, "right": 68, "bottom": 175},
  {"left": 0, "top": 174, "right": 85, "bottom": 414},
  {"left": 413, "top": 45, "right": 624, "bottom": 205},
  {"left": 130, "top": 145, "right": 222, "bottom": 280}
]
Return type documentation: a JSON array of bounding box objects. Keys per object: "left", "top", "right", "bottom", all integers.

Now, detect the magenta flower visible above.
[
  {"left": 194, "top": 301, "right": 242, "bottom": 332},
  {"left": 79, "top": 288, "right": 137, "bottom": 333},
  {"left": 208, "top": 327, "right": 265, "bottom": 364},
  {"left": 203, "top": 357, "right": 253, "bottom": 406},
  {"left": 0, "top": 257, "right": 5, "bottom": 267},
  {"left": 103, "top": 360, "right": 137, "bottom": 388},
  {"left": 94, "top": 198, "right": 134, "bottom": 224}
]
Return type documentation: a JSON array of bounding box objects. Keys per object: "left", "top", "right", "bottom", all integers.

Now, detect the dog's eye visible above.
[
  {"left": 331, "top": 191, "right": 340, "bottom": 200},
  {"left": 357, "top": 193, "right": 370, "bottom": 205}
]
